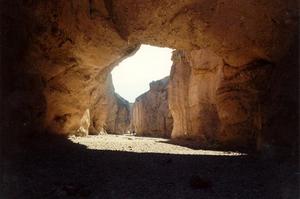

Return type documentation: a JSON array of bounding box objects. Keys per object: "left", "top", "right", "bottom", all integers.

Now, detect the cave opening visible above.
[
  {"left": 88, "top": 44, "right": 176, "bottom": 141},
  {"left": 111, "top": 44, "right": 173, "bottom": 103},
  {"left": 1, "top": 1, "right": 298, "bottom": 198},
  {"left": 69, "top": 44, "right": 245, "bottom": 156}
]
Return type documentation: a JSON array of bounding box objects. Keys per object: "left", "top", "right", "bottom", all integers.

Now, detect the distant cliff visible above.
[{"left": 131, "top": 77, "right": 173, "bottom": 138}]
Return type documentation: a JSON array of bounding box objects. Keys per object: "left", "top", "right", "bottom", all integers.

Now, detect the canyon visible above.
[
  {"left": 1, "top": 0, "right": 298, "bottom": 153},
  {"left": 0, "top": 1, "right": 299, "bottom": 198}
]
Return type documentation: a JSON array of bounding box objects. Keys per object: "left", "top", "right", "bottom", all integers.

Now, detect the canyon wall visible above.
[
  {"left": 169, "top": 49, "right": 275, "bottom": 149},
  {"left": 169, "top": 50, "right": 221, "bottom": 143},
  {"left": 169, "top": 47, "right": 299, "bottom": 153},
  {"left": 131, "top": 77, "right": 173, "bottom": 138},
  {"left": 105, "top": 93, "right": 131, "bottom": 134},
  {"left": 88, "top": 74, "right": 130, "bottom": 135},
  {"left": 0, "top": 0, "right": 140, "bottom": 138},
  {"left": 0, "top": 0, "right": 298, "bottom": 153}
]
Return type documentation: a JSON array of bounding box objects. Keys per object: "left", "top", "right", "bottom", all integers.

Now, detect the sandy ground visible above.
[
  {"left": 1, "top": 134, "right": 299, "bottom": 199},
  {"left": 69, "top": 134, "right": 243, "bottom": 156}
]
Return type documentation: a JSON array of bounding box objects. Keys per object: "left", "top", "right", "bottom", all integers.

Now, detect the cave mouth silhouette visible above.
[
  {"left": 111, "top": 44, "right": 173, "bottom": 103},
  {"left": 0, "top": 1, "right": 298, "bottom": 198}
]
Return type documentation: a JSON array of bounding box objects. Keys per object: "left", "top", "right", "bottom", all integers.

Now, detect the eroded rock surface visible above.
[
  {"left": 88, "top": 74, "right": 130, "bottom": 135},
  {"left": 0, "top": 0, "right": 139, "bottom": 137},
  {"left": 112, "top": 0, "right": 298, "bottom": 66},
  {"left": 0, "top": 0, "right": 298, "bottom": 152},
  {"left": 169, "top": 50, "right": 221, "bottom": 142},
  {"left": 105, "top": 93, "right": 131, "bottom": 134},
  {"left": 131, "top": 77, "right": 173, "bottom": 138},
  {"left": 169, "top": 49, "right": 293, "bottom": 150}
]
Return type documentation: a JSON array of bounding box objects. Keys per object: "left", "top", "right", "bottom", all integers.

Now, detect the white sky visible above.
[{"left": 111, "top": 45, "right": 173, "bottom": 103}]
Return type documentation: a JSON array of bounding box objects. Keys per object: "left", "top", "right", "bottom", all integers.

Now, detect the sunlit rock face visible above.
[
  {"left": 0, "top": 0, "right": 139, "bottom": 137},
  {"left": 88, "top": 74, "right": 130, "bottom": 135},
  {"left": 169, "top": 48, "right": 298, "bottom": 150},
  {"left": 131, "top": 77, "right": 173, "bottom": 138},
  {"left": 106, "top": 93, "right": 131, "bottom": 134},
  {"left": 169, "top": 50, "right": 222, "bottom": 142}
]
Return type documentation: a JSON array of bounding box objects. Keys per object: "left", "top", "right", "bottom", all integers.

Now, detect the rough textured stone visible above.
[
  {"left": 0, "top": 0, "right": 298, "bottom": 152},
  {"left": 0, "top": 0, "right": 140, "bottom": 136},
  {"left": 169, "top": 50, "right": 221, "bottom": 142},
  {"left": 89, "top": 74, "right": 131, "bottom": 135},
  {"left": 106, "top": 93, "right": 131, "bottom": 134},
  {"left": 76, "top": 109, "right": 91, "bottom": 136},
  {"left": 112, "top": 0, "right": 298, "bottom": 66},
  {"left": 215, "top": 59, "right": 274, "bottom": 149},
  {"left": 169, "top": 49, "right": 284, "bottom": 150},
  {"left": 131, "top": 77, "right": 173, "bottom": 138}
]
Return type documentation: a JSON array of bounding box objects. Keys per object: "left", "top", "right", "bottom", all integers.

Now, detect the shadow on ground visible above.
[{"left": 1, "top": 135, "right": 299, "bottom": 199}]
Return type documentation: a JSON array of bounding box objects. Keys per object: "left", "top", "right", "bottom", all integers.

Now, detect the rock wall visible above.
[
  {"left": 169, "top": 50, "right": 221, "bottom": 142},
  {"left": 112, "top": 0, "right": 298, "bottom": 66},
  {"left": 105, "top": 93, "right": 131, "bottom": 134},
  {"left": 169, "top": 49, "right": 297, "bottom": 151},
  {"left": 88, "top": 73, "right": 130, "bottom": 135},
  {"left": 0, "top": 0, "right": 298, "bottom": 153},
  {"left": 131, "top": 77, "right": 173, "bottom": 138},
  {"left": 0, "top": 0, "right": 139, "bottom": 138}
]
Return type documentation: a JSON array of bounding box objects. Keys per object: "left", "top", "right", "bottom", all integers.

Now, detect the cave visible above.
[{"left": 0, "top": 0, "right": 299, "bottom": 198}]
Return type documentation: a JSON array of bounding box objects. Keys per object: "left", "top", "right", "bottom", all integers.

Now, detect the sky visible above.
[{"left": 111, "top": 45, "right": 173, "bottom": 103}]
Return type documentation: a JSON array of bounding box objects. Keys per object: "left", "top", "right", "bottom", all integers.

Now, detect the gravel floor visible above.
[
  {"left": 69, "top": 134, "right": 243, "bottom": 156},
  {"left": 1, "top": 134, "right": 299, "bottom": 199}
]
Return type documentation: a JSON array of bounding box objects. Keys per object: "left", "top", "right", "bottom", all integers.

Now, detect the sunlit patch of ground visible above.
[{"left": 69, "top": 134, "right": 244, "bottom": 156}]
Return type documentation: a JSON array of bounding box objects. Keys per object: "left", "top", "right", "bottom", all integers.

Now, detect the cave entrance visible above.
[
  {"left": 109, "top": 44, "right": 174, "bottom": 138},
  {"left": 92, "top": 45, "right": 244, "bottom": 156},
  {"left": 111, "top": 44, "right": 173, "bottom": 103}
]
